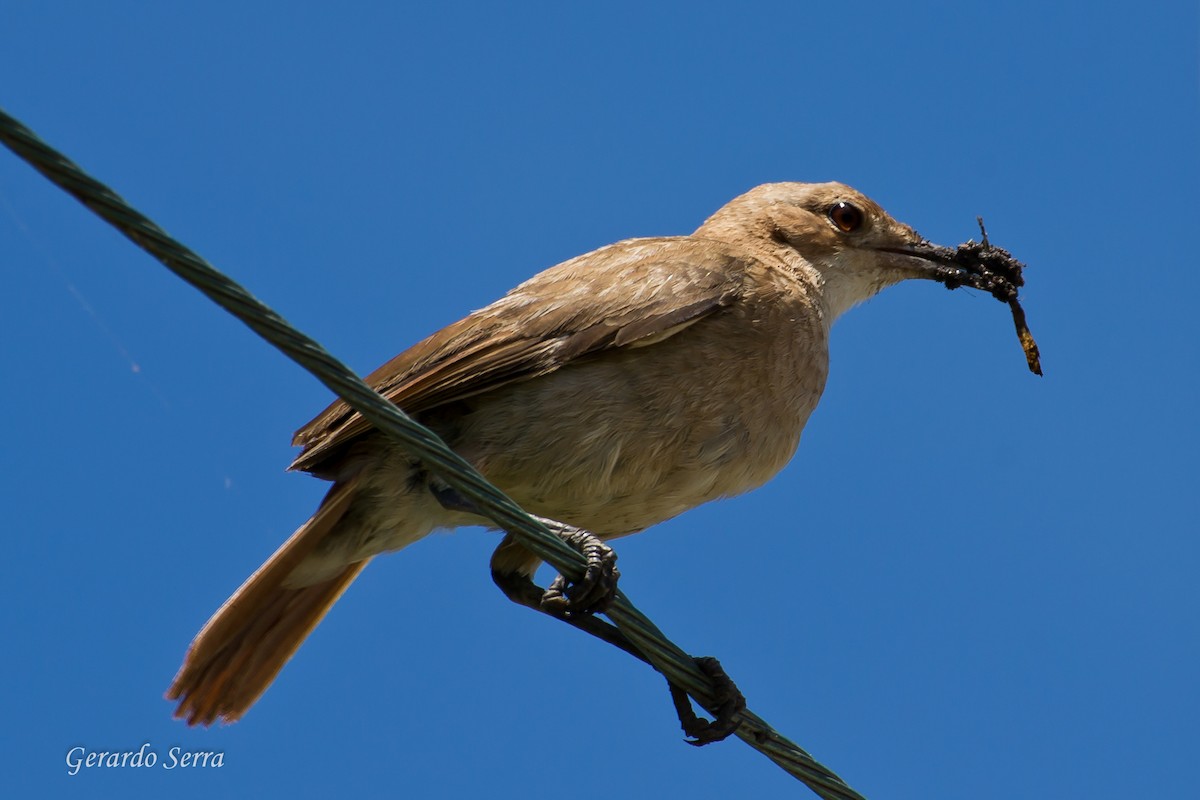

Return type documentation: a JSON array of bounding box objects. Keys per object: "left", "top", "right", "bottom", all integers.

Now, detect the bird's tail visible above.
[{"left": 167, "top": 478, "right": 367, "bottom": 726}]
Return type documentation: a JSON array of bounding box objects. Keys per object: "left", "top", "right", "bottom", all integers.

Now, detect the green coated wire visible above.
[{"left": 0, "top": 105, "right": 867, "bottom": 800}]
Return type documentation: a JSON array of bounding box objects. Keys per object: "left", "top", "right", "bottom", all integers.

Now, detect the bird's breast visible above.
[{"left": 445, "top": 291, "right": 829, "bottom": 536}]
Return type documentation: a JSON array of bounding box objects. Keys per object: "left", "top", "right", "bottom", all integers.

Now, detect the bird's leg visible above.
[
  {"left": 431, "top": 483, "right": 744, "bottom": 746},
  {"left": 668, "top": 656, "right": 747, "bottom": 746},
  {"left": 429, "top": 484, "right": 619, "bottom": 615},
  {"left": 488, "top": 566, "right": 648, "bottom": 661},
  {"left": 490, "top": 554, "right": 744, "bottom": 744}
]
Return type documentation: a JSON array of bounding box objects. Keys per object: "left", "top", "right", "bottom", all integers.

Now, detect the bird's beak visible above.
[
  {"left": 877, "top": 238, "right": 1024, "bottom": 303},
  {"left": 878, "top": 233, "right": 1042, "bottom": 376},
  {"left": 878, "top": 240, "right": 974, "bottom": 286}
]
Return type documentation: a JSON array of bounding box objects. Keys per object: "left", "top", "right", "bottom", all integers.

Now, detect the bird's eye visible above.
[{"left": 828, "top": 201, "right": 864, "bottom": 233}]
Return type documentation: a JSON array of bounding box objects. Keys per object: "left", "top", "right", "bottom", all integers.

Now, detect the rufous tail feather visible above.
[{"left": 167, "top": 478, "right": 367, "bottom": 725}]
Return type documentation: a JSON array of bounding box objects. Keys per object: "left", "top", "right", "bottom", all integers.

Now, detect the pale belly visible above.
[{"left": 442, "top": 314, "right": 828, "bottom": 536}]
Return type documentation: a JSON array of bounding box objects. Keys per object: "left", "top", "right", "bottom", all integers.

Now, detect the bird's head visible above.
[{"left": 696, "top": 181, "right": 1007, "bottom": 324}]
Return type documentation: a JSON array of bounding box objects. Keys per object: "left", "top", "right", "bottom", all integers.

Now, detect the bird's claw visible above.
[
  {"left": 669, "top": 656, "right": 746, "bottom": 746},
  {"left": 538, "top": 525, "right": 620, "bottom": 617}
]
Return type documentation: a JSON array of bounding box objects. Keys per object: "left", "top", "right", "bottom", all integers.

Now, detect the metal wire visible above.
[{"left": 0, "top": 105, "right": 867, "bottom": 800}]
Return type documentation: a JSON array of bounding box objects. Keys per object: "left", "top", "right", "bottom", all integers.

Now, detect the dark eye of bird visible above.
[{"left": 829, "top": 201, "right": 864, "bottom": 233}]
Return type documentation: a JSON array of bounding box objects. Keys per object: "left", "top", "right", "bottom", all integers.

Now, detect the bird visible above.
[{"left": 168, "top": 181, "right": 993, "bottom": 728}]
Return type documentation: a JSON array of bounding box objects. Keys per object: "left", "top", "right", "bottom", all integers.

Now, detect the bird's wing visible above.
[{"left": 288, "top": 236, "right": 749, "bottom": 474}]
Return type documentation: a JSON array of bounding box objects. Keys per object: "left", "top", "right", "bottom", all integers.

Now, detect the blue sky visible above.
[{"left": 2, "top": 2, "right": 1197, "bottom": 798}]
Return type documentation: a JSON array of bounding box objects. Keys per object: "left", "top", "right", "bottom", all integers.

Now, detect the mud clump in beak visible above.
[{"left": 935, "top": 218, "right": 1042, "bottom": 376}]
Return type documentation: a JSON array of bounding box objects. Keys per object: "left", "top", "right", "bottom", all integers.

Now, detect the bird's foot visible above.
[
  {"left": 531, "top": 516, "right": 620, "bottom": 617},
  {"left": 432, "top": 484, "right": 620, "bottom": 617},
  {"left": 669, "top": 656, "right": 746, "bottom": 746}
]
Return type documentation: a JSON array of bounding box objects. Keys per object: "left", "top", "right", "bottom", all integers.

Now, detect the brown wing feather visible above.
[{"left": 289, "top": 236, "right": 748, "bottom": 475}]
